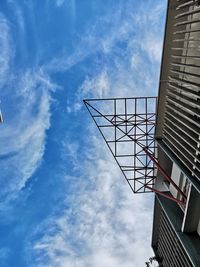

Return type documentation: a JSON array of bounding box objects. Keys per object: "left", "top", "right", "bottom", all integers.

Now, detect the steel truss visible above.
[{"left": 84, "top": 97, "right": 186, "bottom": 205}]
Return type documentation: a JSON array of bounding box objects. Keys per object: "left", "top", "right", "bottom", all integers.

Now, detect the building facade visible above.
[{"left": 152, "top": 0, "right": 200, "bottom": 266}]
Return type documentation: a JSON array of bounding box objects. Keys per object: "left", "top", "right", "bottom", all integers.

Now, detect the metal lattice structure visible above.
[{"left": 84, "top": 97, "right": 157, "bottom": 194}]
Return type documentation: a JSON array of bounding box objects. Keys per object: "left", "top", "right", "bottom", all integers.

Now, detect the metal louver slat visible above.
[
  {"left": 170, "top": 68, "right": 200, "bottom": 79},
  {"left": 165, "top": 111, "right": 199, "bottom": 140},
  {"left": 164, "top": 117, "right": 198, "bottom": 145},
  {"left": 168, "top": 81, "right": 200, "bottom": 99},
  {"left": 163, "top": 127, "right": 200, "bottom": 167},
  {"left": 175, "top": 18, "right": 200, "bottom": 27},
  {"left": 175, "top": 6, "right": 200, "bottom": 19},
  {"left": 163, "top": 124, "right": 200, "bottom": 163},
  {"left": 177, "top": 1, "right": 199, "bottom": 10},
  {"left": 167, "top": 89, "right": 200, "bottom": 109},
  {"left": 171, "top": 61, "right": 200, "bottom": 69},
  {"left": 166, "top": 95, "right": 200, "bottom": 117},
  {"left": 157, "top": 210, "right": 193, "bottom": 267},
  {"left": 166, "top": 102, "right": 200, "bottom": 129},
  {"left": 168, "top": 75, "right": 200, "bottom": 89},
  {"left": 163, "top": 133, "right": 200, "bottom": 180},
  {"left": 171, "top": 54, "right": 200, "bottom": 59}
]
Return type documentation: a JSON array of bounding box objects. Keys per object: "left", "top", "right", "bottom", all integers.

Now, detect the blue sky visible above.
[{"left": 0, "top": 0, "right": 166, "bottom": 266}]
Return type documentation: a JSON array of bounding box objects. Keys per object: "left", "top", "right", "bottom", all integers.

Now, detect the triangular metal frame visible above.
[{"left": 84, "top": 97, "right": 186, "bottom": 205}]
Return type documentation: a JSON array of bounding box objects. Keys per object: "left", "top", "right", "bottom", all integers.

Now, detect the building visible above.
[{"left": 151, "top": 0, "right": 200, "bottom": 266}]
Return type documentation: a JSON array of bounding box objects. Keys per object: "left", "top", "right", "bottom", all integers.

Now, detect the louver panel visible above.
[
  {"left": 157, "top": 211, "right": 193, "bottom": 267},
  {"left": 162, "top": 0, "right": 200, "bottom": 181}
]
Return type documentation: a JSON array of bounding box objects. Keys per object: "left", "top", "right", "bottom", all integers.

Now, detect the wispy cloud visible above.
[
  {"left": 29, "top": 134, "right": 154, "bottom": 267},
  {"left": 0, "top": 247, "right": 11, "bottom": 265},
  {"left": 0, "top": 13, "right": 13, "bottom": 87},
  {"left": 54, "top": 0, "right": 77, "bottom": 30},
  {"left": 47, "top": 1, "right": 165, "bottom": 73},
  {"left": 56, "top": 0, "right": 65, "bottom": 7},
  {"left": 0, "top": 69, "right": 57, "bottom": 202},
  {"left": 0, "top": 1, "right": 166, "bottom": 266},
  {"left": 27, "top": 1, "right": 166, "bottom": 266},
  {"left": 0, "top": 6, "right": 61, "bottom": 203},
  {"left": 61, "top": 138, "right": 80, "bottom": 170},
  {"left": 63, "top": 1, "right": 166, "bottom": 113}
]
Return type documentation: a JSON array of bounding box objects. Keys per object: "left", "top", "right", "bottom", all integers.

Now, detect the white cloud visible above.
[
  {"left": 74, "top": 69, "right": 110, "bottom": 104},
  {"left": 0, "top": 13, "right": 13, "bottom": 87},
  {"left": 131, "top": 1, "right": 166, "bottom": 63},
  {"left": 63, "top": 1, "right": 166, "bottom": 114},
  {"left": 56, "top": 0, "right": 65, "bottom": 7},
  {"left": 0, "top": 68, "right": 57, "bottom": 201},
  {"left": 0, "top": 247, "right": 11, "bottom": 261},
  {"left": 27, "top": 2, "right": 166, "bottom": 265},
  {"left": 55, "top": 0, "right": 76, "bottom": 10},
  {"left": 81, "top": 70, "right": 110, "bottom": 98},
  {"left": 44, "top": 42, "right": 91, "bottom": 74},
  {"left": 66, "top": 69, "right": 110, "bottom": 113},
  {"left": 0, "top": 1, "right": 166, "bottom": 265},
  {"left": 141, "top": 36, "right": 163, "bottom": 62},
  {"left": 47, "top": 0, "right": 166, "bottom": 75},
  {"left": 61, "top": 138, "right": 80, "bottom": 170},
  {"left": 0, "top": 9, "right": 61, "bottom": 203},
  {"left": 29, "top": 132, "right": 154, "bottom": 267}
]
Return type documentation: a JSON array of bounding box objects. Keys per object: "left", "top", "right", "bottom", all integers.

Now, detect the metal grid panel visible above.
[{"left": 84, "top": 97, "right": 157, "bottom": 193}]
